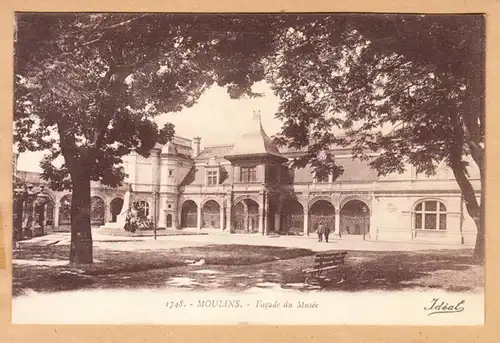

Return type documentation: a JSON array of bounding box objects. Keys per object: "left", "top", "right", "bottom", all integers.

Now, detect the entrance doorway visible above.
[
  {"left": 233, "top": 199, "right": 259, "bottom": 233},
  {"left": 308, "top": 200, "right": 335, "bottom": 233},
  {"left": 202, "top": 200, "right": 221, "bottom": 228},
  {"left": 340, "top": 200, "right": 370, "bottom": 237},
  {"left": 110, "top": 198, "right": 124, "bottom": 223},
  {"left": 280, "top": 199, "right": 304, "bottom": 235},
  {"left": 180, "top": 200, "right": 198, "bottom": 228}
]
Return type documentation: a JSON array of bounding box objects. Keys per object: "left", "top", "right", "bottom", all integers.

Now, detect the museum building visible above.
[{"left": 14, "top": 113, "right": 480, "bottom": 245}]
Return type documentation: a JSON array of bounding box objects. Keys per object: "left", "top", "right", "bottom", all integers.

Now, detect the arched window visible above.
[
  {"left": 133, "top": 200, "right": 150, "bottom": 218},
  {"left": 59, "top": 195, "right": 72, "bottom": 225},
  {"left": 91, "top": 196, "right": 105, "bottom": 225},
  {"left": 414, "top": 200, "right": 447, "bottom": 231},
  {"left": 45, "top": 200, "right": 54, "bottom": 226}
]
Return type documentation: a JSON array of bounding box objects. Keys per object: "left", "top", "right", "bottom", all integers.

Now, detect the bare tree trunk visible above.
[
  {"left": 473, "top": 192, "right": 485, "bottom": 263},
  {"left": 450, "top": 152, "right": 483, "bottom": 264},
  {"left": 69, "top": 172, "right": 93, "bottom": 264}
]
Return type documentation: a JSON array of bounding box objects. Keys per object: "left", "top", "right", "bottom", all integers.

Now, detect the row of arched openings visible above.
[
  {"left": 280, "top": 199, "right": 370, "bottom": 235},
  {"left": 180, "top": 200, "right": 224, "bottom": 229},
  {"left": 180, "top": 198, "right": 264, "bottom": 233},
  {"left": 59, "top": 195, "right": 124, "bottom": 226},
  {"left": 54, "top": 195, "right": 448, "bottom": 233}
]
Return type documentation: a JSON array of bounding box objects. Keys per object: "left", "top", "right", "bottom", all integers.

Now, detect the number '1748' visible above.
[{"left": 166, "top": 300, "right": 185, "bottom": 309}]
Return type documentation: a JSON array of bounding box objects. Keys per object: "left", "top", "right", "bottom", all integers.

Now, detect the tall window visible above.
[
  {"left": 241, "top": 166, "right": 257, "bottom": 182},
  {"left": 134, "top": 200, "right": 150, "bottom": 218},
  {"left": 59, "top": 195, "right": 72, "bottom": 225},
  {"left": 414, "top": 200, "right": 447, "bottom": 230},
  {"left": 91, "top": 196, "right": 105, "bottom": 225},
  {"left": 316, "top": 172, "right": 329, "bottom": 183},
  {"left": 207, "top": 170, "right": 218, "bottom": 186}
]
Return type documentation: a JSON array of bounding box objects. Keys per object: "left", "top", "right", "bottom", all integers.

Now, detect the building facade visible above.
[{"left": 14, "top": 114, "right": 481, "bottom": 245}]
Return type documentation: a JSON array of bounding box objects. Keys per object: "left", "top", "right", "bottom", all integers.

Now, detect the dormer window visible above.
[
  {"left": 316, "top": 173, "right": 329, "bottom": 184},
  {"left": 207, "top": 170, "right": 218, "bottom": 186}
]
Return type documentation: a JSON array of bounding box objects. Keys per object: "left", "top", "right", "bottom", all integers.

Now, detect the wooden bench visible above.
[{"left": 303, "top": 251, "right": 348, "bottom": 285}]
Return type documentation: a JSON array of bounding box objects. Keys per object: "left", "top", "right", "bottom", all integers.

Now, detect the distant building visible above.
[{"left": 14, "top": 113, "right": 480, "bottom": 245}]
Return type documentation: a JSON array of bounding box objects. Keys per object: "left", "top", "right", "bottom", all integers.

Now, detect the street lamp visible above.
[{"left": 152, "top": 190, "right": 159, "bottom": 240}]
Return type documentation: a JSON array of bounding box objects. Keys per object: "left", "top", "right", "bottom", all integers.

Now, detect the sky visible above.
[{"left": 16, "top": 81, "right": 283, "bottom": 173}]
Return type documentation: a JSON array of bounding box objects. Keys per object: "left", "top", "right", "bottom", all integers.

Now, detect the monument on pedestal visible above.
[{"left": 116, "top": 184, "right": 132, "bottom": 228}]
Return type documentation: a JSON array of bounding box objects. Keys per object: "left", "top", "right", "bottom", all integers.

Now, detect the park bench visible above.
[{"left": 302, "top": 251, "right": 348, "bottom": 285}]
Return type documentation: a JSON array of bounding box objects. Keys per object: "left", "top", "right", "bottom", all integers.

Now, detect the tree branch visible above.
[{"left": 76, "top": 14, "right": 148, "bottom": 50}]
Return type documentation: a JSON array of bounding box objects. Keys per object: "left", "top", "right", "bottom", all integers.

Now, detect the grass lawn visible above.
[{"left": 12, "top": 243, "right": 483, "bottom": 296}]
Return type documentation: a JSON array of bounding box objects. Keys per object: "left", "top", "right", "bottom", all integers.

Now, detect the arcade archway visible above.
[
  {"left": 340, "top": 199, "right": 370, "bottom": 236},
  {"left": 180, "top": 200, "right": 198, "bottom": 228},
  {"left": 91, "top": 196, "right": 105, "bottom": 226},
  {"left": 280, "top": 200, "right": 304, "bottom": 235},
  {"left": 59, "top": 195, "right": 72, "bottom": 226},
  {"left": 109, "top": 197, "right": 124, "bottom": 223},
  {"left": 308, "top": 200, "right": 335, "bottom": 233},
  {"left": 202, "top": 200, "right": 221, "bottom": 228},
  {"left": 233, "top": 198, "right": 259, "bottom": 233}
]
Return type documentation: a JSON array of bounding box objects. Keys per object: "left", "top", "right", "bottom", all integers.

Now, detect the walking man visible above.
[
  {"left": 317, "top": 221, "right": 325, "bottom": 242},
  {"left": 324, "top": 223, "right": 331, "bottom": 243}
]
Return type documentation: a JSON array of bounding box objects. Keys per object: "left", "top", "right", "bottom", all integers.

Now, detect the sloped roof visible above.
[
  {"left": 161, "top": 141, "right": 179, "bottom": 156},
  {"left": 196, "top": 144, "right": 234, "bottom": 161},
  {"left": 290, "top": 157, "right": 378, "bottom": 183},
  {"left": 224, "top": 115, "right": 285, "bottom": 161}
]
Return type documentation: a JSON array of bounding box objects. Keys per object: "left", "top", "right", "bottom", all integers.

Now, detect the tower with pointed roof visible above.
[
  {"left": 224, "top": 110, "right": 287, "bottom": 185},
  {"left": 220, "top": 110, "right": 288, "bottom": 235}
]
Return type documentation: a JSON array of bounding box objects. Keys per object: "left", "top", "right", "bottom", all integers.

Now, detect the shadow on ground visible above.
[{"left": 12, "top": 244, "right": 483, "bottom": 296}]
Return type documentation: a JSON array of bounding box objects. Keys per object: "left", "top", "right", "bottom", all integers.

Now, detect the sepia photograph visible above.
[{"left": 10, "top": 12, "right": 485, "bottom": 325}]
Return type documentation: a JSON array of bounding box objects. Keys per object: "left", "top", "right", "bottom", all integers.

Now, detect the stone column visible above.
[
  {"left": 303, "top": 210, "right": 309, "bottom": 236},
  {"left": 197, "top": 202, "right": 202, "bottom": 229},
  {"left": 259, "top": 194, "right": 265, "bottom": 235},
  {"left": 225, "top": 201, "right": 232, "bottom": 231},
  {"left": 335, "top": 208, "right": 341, "bottom": 236},
  {"left": 275, "top": 213, "right": 281, "bottom": 234},
  {"left": 103, "top": 198, "right": 108, "bottom": 224},
  {"left": 263, "top": 197, "right": 269, "bottom": 235},
  {"left": 219, "top": 203, "right": 224, "bottom": 229},
  {"left": 54, "top": 203, "right": 60, "bottom": 229}
]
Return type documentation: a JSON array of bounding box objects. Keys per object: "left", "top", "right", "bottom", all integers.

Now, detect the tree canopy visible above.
[
  {"left": 263, "top": 14, "right": 485, "bottom": 260},
  {"left": 13, "top": 13, "right": 485, "bottom": 262}
]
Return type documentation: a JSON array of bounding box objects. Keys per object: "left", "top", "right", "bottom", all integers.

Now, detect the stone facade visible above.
[{"left": 14, "top": 115, "right": 481, "bottom": 245}]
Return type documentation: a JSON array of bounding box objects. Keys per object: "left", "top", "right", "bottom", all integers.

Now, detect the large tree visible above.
[
  {"left": 265, "top": 14, "right": 485, "bottom": 261},
  {"left": 14, "top": 13, "right": 284, "bottom": 264},
  {"left": 14, "top": 13, "right": 485, "bottom": 264}
]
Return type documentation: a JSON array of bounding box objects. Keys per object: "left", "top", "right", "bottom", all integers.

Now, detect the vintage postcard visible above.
[{"left": 10, "top": 12, "right": 484, "bottom": 325}]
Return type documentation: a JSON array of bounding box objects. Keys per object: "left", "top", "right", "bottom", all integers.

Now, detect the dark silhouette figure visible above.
[
  {"left": 317, "top": 222, "right": 324, "bottom": 242},
  {"left": 324, "top": 224, "right": 331, "bottom": 243}
]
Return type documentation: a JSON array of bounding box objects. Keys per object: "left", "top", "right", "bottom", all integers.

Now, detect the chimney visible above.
[{"left": 193, "top": 137, "right": 201, "bottom": 157}]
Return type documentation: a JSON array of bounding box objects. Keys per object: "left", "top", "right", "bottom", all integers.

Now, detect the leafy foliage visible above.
[
  {"left": 13, "top": 13, "right": 291, "bottom": 262},
  {"left": 13, "top": 13, "right": 485, "bottom": 261},
  {"left": 267, "top": 15, "right": 484, "bottom": 180},
  {"left": 14, "top": 13, "right": 293, "bottom": 190},
  {"left": 262, "top": 14, "right": 484, "bottom": 260}
]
